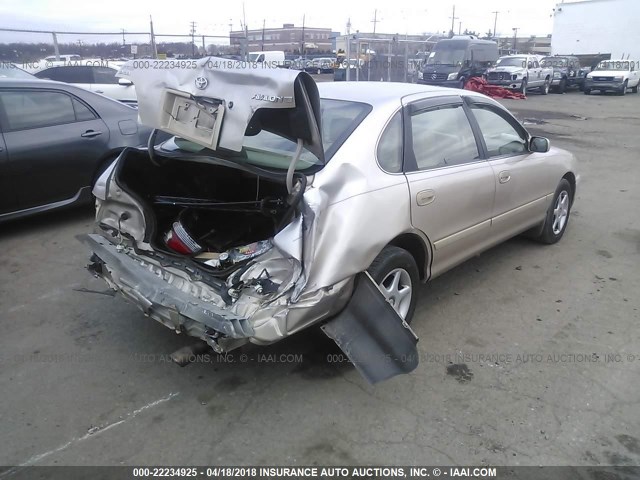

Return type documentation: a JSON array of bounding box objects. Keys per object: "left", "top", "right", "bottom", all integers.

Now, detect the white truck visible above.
[
  {"left": 247, "top": 51, "right": 285, "bottom": 68},
  {"left": 584, "top": 59, "right": 640, "bottom": 95},
  {"left": 485, "top": 54, "right": 553, "bottom": 95}
]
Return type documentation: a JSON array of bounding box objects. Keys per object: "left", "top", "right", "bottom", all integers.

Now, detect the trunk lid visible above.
[{"left": 117, "top": 57, "right": 324, "bottom": 164}]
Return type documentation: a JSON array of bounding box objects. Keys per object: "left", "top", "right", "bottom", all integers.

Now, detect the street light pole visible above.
[{"left": 512, "top": 27, "right": 518, "bottom": 53}]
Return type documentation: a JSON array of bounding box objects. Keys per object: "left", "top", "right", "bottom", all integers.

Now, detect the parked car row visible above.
[{"left": 416, "top": 36, "right": 639, "bottom": 96}]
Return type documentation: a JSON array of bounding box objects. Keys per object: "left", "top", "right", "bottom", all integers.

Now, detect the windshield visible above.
[
  {"left": 167, "top": 99, "right": 372, "bottom": 171},
  {"left": 426, "top": 47, "right": 467, "bottom": 66},
  {"left": 248, "top": 53, "right": 262, "bottom": 62},
  {"left": 541, "top": 57, "right": 568, "bottom": 67},
  {"left": 0, "top": 64, "right": 35, "bottom": 79},
  {"left": 496, "top": 57, "right": 527, "bottom": 68},
  {"left": 595, "top": 61, "right": 630, "bottom": 71}
]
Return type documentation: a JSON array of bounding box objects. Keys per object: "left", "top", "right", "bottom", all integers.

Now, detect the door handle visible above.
[
  {"left": 81, "top": 130, "right": 103, "bottom": 138},
  {"left": 498, "top": 171, "right": 511, "bottom": 184},
  {"left": 95, "top": 90, "right": 104, "bottom": 93},
  {"left": 416, "top": 189, "right": 436, "bottom": 206}
]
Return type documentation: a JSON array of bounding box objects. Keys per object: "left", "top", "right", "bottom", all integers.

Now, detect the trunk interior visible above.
[{"left": 114, "top": 149, "right": 292, "bottom": 264}]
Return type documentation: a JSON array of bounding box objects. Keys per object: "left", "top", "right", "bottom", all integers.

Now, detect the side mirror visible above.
[
  {"left": 530, "top": 136, "right": 550, "bottom": 153},
  {"left": 118, "top": 78, "right": 133, "bottom": 86}
]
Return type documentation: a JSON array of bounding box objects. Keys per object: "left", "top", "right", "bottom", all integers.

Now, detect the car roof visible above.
[{"left": 317, "top": 81, "right": 486, "bottom": 107}]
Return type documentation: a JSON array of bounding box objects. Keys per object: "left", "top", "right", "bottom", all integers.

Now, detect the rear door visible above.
[
  {"left": 402, "top": 95, "right": 495, "bottom": 277},
  {"left": 0, "top": 88, "right": 110, "bottom": 210}
]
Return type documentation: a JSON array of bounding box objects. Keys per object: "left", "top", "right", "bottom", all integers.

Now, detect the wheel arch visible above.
[
  {"left": 562, "top": 172, "right": 577, "bottom": 206},
  {"left": 387, "top": 232, "right": 432, "bottom": 281}
]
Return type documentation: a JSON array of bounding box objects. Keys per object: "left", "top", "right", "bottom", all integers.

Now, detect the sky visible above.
[{"left": 0, "top": 0, "right": 566, "bottom": 44}]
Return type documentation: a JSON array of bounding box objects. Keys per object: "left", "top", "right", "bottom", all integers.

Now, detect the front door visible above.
[{"left": 466, "top": 101, "right": 558, "bottom": 241}]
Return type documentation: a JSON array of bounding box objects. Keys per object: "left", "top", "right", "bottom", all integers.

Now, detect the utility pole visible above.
[
  {"left": 149, "top": 16, "right": 157, "bottom": 59},
  {"left": 301, "top": 14, "right": 305, "bottom": 61},
  {"left": 492, "top": 11, "right": 499, "bottom": 39},
  {"left": 458, "top": 21, "right": 462, "bottom": 35},
  {"left": 121, "top": 29, "right": 126, "bottom": 46},
  {"left": 449, "top": 5, "right": 458, "bottom": 36},
  {"left": 190, "top": 21, "right": 197, "bottom": 57},
  {"left": 345, "top": 17, "right": 351, "bottom": 81},
  {"left": 371, "top": 9, "right": 380, "bottom": 36},
  {"left": 242, "top": 3, "right": 248, "bottom": 60},
  {"left": 512, "top": 27, "right": 518, "bottom": 53},
  {"left": 261, "top": 19, "right": 265, "bottom": 50},
  {"left": 368, "top": 9, "right": 381, "bottom": 81}
]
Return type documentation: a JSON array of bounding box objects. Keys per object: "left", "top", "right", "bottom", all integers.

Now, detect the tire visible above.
[
  {"left": 541, "top": 78, "right": 550, "bottom": 95},
  {"left": 534, "top": 179, "right": 573, "bottom": 245},
  {"left": 367, "top": 246, "right": 420, "bottom": 324},
  {"left": 458, "top": 77, "right": 466, "bottom": 90},
  {"left": 519, "top": 78, "right": 527, "bottom": 95},
  {"left": 619, "top": 81, "right": 628, "bottom": 96},
  {"left": 557, "top": 78, "right": 566, "bottom": 94},
  {"left": 584, "top": 88, "right": 591, "bottom": 95},
  {"left": 632, "top": 82, "right": 638, "bottom": 93}
]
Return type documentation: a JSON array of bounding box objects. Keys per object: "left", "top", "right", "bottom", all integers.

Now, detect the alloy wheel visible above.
[
  {"left": 379, "top": 268, "right": 413, "bottom": 319},
  {"left": 552, "top": 191, "right": 570, "bottom": 235}
]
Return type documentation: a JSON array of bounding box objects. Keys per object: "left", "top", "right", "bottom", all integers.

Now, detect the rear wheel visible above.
[
  {"left": 534, "top": 179, "right": 572, "bottom": 245},
  {"left": 584, "top": 88, "right": 591, "bottom": 95},
  {"left": 367, "top": 246, "right": 419, "bottom": 324},
  {"left": 632, "top": 82, "right": 639, "bottom": 93}
]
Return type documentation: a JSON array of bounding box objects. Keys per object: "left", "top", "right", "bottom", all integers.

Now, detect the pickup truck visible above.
[
  {"left": 540, "top": 55, "right": 590, "bottom": 93},
  {"left": 485, "top": 55, "right": 553, "bottom": 95},
  {"left": 584, "top": 59, "right": 640, "bottom": 95}
]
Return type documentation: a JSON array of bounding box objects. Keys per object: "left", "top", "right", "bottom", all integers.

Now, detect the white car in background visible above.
[
  {"left": 29, "top": 59, "right": 137, "bottom": 107},
  {"left": 584, "top": 59, "right": 640, "bottom": 95}
]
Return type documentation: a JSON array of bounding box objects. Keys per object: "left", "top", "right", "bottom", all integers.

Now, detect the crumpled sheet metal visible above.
[{"left": 464, "top": 76, "right": 526, "bottom": 99}]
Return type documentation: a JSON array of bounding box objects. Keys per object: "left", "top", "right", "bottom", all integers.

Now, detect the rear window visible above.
[{"left": 168, "top": 99, "right": 372, "bottom": 171}]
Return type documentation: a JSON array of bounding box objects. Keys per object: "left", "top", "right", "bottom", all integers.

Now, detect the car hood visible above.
[
  {"left": 117, "top": 57, "right": 324, "bottom": 163},
  {"left": 587, "top": 70, "right": 627, "bottom": 77},
  {"left": 488, "top": 65, "right": 524, "bottom": 74}
]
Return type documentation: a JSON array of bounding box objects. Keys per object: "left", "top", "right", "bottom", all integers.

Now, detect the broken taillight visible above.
[{"left": 164, "top": 220, "right": 202, "bottom": 254}]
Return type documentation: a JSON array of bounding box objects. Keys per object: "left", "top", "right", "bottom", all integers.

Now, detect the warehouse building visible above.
[{"left": 552, "top": 0, "right": 640, "bottom": 59}]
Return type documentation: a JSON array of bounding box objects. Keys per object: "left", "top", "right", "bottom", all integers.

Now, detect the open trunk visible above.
[{"left": 113, "top": 148, "right": 296, "bottom": 270}]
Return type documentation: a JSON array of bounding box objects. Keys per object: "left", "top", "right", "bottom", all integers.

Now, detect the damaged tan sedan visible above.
[{"left": 82, "top": 58, "right": 578, "bottom": 383}]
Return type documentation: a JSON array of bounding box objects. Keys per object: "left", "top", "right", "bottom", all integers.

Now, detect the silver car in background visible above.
[{"left": 82, "top": 59, "right": 578, "bottom": 383}]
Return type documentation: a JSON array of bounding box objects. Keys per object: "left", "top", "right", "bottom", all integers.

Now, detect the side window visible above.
[
  {"left": 471, "top": 106, "right": 528, "bottom": 157},
  {"left": 0, "top": 91, "right": 83, "bottom": 131},
  {"left": 409, "top": 104, "right": 479, "bottom": 171},
  {"left": 72, "top": 98, "right": 97, "bottom": 121},
  {"left": 377, "top": 111, "right": 403, "bottom": 173},
  {"left": 35, "top": 66, "right": 93, "bottom": 83},
  {"left": 534, "top": 60, "right": 540, "bottom": 68},
  {"left": 92, "top": 67, "right": 119, "bottom": 84}
]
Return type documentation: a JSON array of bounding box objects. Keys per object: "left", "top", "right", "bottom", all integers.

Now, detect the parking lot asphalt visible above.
[{"left": 1, "top": 87, "right": 639, "bottom": 468}]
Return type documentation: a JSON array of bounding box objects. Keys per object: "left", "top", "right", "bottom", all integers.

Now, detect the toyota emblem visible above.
[
  {"left": 195, "top": 76, "right": 208, "bottom": 90},
  {"left": 431, "top": 73, "right": 437, "bottom": 80}
]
